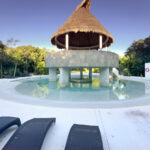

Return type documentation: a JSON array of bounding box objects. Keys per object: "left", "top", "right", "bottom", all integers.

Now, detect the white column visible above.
[
  {"left": 65, "top": 34, "right": 69, "bottom": 50},
  {"left": 106, "top": 46, "right": 108, "bottom": 51},
  {"left": 60, "top": 68, "right": 69, "bottom": 88},
  {"left": 100, "top": 67, "right": 109, "bottom": 86},
  {"left": 89, "top": 68, "right": 92, "bottom": 80},
  {"left": 49, "top": 68, "right": 57, "bottom": 81},
  {"left": 80, "top": 68, "right": 83, "bottom": 79},
  {"left": 99, "top": 35, "right": 103, "bottom": 51}
]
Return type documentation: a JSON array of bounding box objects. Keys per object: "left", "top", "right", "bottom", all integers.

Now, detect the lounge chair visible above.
[
  {"left": 0, "top": 117, "right": 21, "bottom": 135},
  {"left": 65, "top": 124, "right": 104, "bottom": 150},
  {"left": 2, "top": 118, "right": 56, "bottom": 150}
]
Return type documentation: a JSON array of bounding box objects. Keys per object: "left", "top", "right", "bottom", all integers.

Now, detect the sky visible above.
[{"left": 0, "top": 0, "right": 150, "bottom": 56}]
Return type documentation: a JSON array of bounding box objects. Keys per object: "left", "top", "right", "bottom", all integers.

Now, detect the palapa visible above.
[{"left": 51, "top": 0, "right": 113, "bottom": 50}]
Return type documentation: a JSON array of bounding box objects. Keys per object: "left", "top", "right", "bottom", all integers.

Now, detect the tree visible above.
[
  {"left": 6, "top": 38, "right": 19, "bottom": 47},
  {"left": 119, "top": 56, "right": 143, "bottom": 76},
  {"left": 6, "top": 47, "right": 23, "bottom": 77},
  {"left": 0, "top": 41, "right": 6, "bottom": 78},
  {"left": 0, "top": 42, "right": 49, "bottom": 77},
  {"left": 120, "top": 36, "right": 150, "bottom": 76},
  {"left": 35, "top": 49, "right": 48, "bottom": 74}
]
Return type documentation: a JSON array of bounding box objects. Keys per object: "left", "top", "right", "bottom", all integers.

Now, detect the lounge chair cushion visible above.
[
  {"left": 65, "top": 124, "right": 103, "bottom": 150},
  {"left": 0, "top": 117, "right": 21, "bottom": 135},
  {"left": 3, "top": 118, "right": 56, "bottom": 150}
]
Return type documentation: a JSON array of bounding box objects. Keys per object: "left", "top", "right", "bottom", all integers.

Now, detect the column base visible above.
[
  {"left": 60, "top": 68, "right": 69, "bottom": 88},
  {"left": 100, "top": 68, "right": 109, "bottom": 86},
  {"left": 49, "top": 68, "right": 57, "bottom": 81}
]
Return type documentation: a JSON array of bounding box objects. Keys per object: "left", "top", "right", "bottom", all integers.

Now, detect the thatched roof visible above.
[{"left": 51, "top": 0, "right": 114, "bottom": 50}]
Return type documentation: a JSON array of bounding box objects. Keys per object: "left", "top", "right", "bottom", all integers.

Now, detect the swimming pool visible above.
[{"left": 15, "top": 75, "right": 147, "bottom": 102}]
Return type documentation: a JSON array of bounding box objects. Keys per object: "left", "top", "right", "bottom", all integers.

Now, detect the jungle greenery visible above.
[
  {"left": 119, "top": 36, "right": 150, "bottom": 76},
  {"left": 0, "top": 40, "right": 48, "bottom": 78}
]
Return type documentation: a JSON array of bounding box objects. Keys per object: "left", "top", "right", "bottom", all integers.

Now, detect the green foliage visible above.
[
  {"left": 92, "top": 68, "right": 100, "bottom": 73},
  {"left": 0, "top": 41, "right": 7, "bottom": 78},
  {"left": 119, "top": 36, "right": 150, "bottom": 76},
  {"left": 0, "top": 43, "right": 49, "bottom": 78}
]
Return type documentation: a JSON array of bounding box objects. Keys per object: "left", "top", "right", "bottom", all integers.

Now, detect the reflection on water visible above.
[
  {"left": 15, "top": 77, "right": 147, "bottom": 102},
  {"left": 145, "top": 81, "right": 150, "bottom": 94}
]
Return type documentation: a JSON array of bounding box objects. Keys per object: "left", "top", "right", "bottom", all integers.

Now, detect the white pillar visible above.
[
  {"left": 89, "top": 68, "right": 92, "bottom": 80},
  {"left": 49, "top": 68, "right": 57, "bottom": 81},
  {"left": 99, "top": 35, "right": 103, "bottom": 51},
  {"left": 100, "top": 68, "right": 109, "bottom": 86},
  {"left": 106, "top": 46, "right": 108, "bottom": 51},
  {"left": 60, "top": 68, "right": 69, "bottom": 88},
  {"left": 65, "top": 34, "right": 69, "bottom": 50},
  {"left": 80, "top": 68, "right": 83, "bottom": 79}
]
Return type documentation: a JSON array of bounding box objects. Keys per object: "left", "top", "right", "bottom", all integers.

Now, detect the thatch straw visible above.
[{"left": 51, "top": 0, "right": 114, "bottom": 50}]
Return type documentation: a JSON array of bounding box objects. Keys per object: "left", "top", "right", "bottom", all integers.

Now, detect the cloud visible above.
[{"left": 111, "top": 49, "right": 125, "bottom": 57}]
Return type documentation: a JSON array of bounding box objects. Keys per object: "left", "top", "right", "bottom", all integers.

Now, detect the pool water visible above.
[{"left": 15, "top": 76, "right": 147, "bottom": 102}]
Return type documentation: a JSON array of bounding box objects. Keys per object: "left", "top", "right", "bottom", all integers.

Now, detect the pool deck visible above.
[{"left": 0, "top": 76, "right": 150, "bottom": 150}]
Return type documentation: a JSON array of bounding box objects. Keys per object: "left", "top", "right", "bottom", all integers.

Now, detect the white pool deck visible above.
[{"left": 1, "top": 75, "right": 150, "bottom": 150}]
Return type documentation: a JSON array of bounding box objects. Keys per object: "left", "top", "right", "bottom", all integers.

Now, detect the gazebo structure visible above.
[{"left": 46, "top": 0, "right": 119, "bottom": 87}]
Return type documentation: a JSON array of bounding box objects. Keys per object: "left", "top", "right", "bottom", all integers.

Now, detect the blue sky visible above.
[{"left": 0, "top": 0, "right": 150, "bottom": 56}]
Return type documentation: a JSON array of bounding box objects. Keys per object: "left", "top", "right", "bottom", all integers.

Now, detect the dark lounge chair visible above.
[
  {"left": 0, "top": 117, "right": 21, "bottom": 135},
  {"left": 2, "top": 118, "right": 56, "bottom": 150},
  {"left": 65, "top": 124, "right": 104, "bottom": 150}
]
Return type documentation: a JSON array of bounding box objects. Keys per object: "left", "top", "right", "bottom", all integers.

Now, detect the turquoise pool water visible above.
[{"left": 15, "top": 76, "right": 147, "bottom": 102}]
